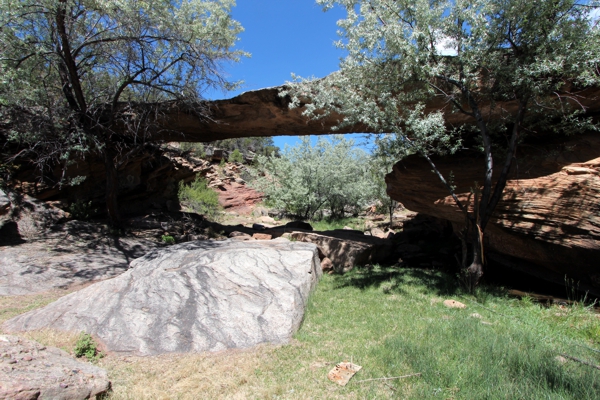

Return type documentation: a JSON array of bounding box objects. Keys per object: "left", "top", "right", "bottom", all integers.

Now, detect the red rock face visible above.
[
  {"left": 386, "top": 133, "right": 600, "bottom": 293},
  {"left": 217, "top": 181, "right": 263, "bottom": 215}
]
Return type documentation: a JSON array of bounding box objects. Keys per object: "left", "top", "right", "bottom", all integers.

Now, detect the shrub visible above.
[
  {"left": 68, "top": 199, "right": 96, "bottom": 221},
  {"left": 178, "top": 175, "right": 221, "bottom": 220},
  {"left": 228, "top": 148, "right": 243, "bottom": 163},
  {"left": 161, "top": 235, "right": 175, "bottom": 245},
  {"left": 74, "top": 332, "right": 103, "bottom": 362},
  {"left": 251, "top": 135, "right": 376, "bottom": 220}
]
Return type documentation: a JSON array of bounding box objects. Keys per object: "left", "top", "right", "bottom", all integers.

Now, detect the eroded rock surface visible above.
[
  {"left": 289, "top": 230, "right": 395, "bottom": 273},
  {"left": 3, "top": 239, "right": 321, "bottom": 356},
  {"left": 0, "top": 335, "right": 110, "bottom": 400}
]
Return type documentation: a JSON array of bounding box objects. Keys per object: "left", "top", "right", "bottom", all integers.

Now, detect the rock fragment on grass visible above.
[
  {"left": 443, "top": 299, "right": 466, "bottom": 309},
  {"left": 327, "top": 362, "right": 362, "bottom": 386}
]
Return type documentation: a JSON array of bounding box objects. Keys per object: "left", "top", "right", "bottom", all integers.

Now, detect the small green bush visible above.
[
  {"left": 74, "top": 332, "right": 103, "bottom": 362},
  {"left": 228, "top": 148, "right": 243, "bottom": 163},
  {"left": 68, "top": 199, "right": 95, "bottom": 221},
  {"left": 178, "top": 175, "right": 221, "bottom": 220},
  {"left": 161, "top": 235, "right": 175, "bottom": 245}
]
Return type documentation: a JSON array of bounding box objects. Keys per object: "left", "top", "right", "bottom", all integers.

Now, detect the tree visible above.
[
  {"left": 228, "top": 148, "right": 243, "bottom": 163},
  {"left": 0, "top": 0, "right": 246, "bottom": 226},
  {"left": 252, "top": 135, "right": 375, "bottom": 220},
  {"left": 283, "top": 0, "right": 600, "bottom": 286},
  {"left": 371, "top": 135, "right": 400, "bottom": 228}
]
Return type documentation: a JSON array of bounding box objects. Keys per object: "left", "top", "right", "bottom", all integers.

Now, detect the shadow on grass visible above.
[
  {"left": 332, "top": 265, "right": 509, "bottom": 300},
  {"left": 331, "top": 266, "right": 459, "bottom": 296}
]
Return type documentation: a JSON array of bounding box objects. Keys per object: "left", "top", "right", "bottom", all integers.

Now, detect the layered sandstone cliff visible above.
[{"left": 386, "top": 133, "right": 600, "bottom": 294}]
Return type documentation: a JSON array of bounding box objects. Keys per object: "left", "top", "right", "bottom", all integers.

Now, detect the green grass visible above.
[
  {"left": 309, "top": 217, "right": 365, "bottom": 231},
  {"left": 255, "top": 266, "right": 600, "bottom": 399},
  {"left": 6, "top": 266, "right": 599, "bottom": 399}
]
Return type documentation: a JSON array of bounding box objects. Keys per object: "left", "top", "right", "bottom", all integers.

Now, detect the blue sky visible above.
[{"left": 206, "top": 1, "right": 369, "bottom": 151}]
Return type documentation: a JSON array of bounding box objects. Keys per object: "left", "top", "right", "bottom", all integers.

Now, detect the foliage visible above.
[
  {"left": 161, "top": 235, "right": 175, "bottom": 245},
  {"left": 211, "top": 137, "right": 280, "bottom": 158},
  {"left": 74, "top": 332, "right": 103, "bottom": 362},
  {"left": 284, "top": 0, "right": 600, "bottom": 285},
  {"left": 180, "top": 142, "right": 207, "bottom": 159},
  {"left": 252, "top": 135, "right": 376, "bottom": 220},
  {"left": 178, "top": 175, "right": 221, "bottom": 220},
  {"left": 0, "top": 0, "right": 246, "bottom": 225},
  {"left": 68, "top": 199, "right": 96, "bottom": 221},
  {"left": 228, "top": 148, "right": 244, "bottom": 163},
  {"left": 370, "top": 136, "right": 400, "bottom": 227}
]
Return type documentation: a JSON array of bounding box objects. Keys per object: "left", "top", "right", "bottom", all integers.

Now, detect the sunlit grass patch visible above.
[{"left": 309, "top": 217, "right": 365, "bottom": 232}]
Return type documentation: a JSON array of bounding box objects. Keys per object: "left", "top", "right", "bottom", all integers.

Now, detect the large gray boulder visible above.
[
  {"left": 0, "top": 335, "right": 110, "bottom": 400},
  {"left": 3, "top": 239, "right": 321, "bottom": 356}
]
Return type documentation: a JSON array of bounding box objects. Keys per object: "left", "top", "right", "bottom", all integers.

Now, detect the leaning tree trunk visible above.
[{"left": 104, "top": 147, "right": 121, "bottom": 227}]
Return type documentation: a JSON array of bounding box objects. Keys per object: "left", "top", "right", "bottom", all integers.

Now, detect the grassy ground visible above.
[
  {"left": 309, "top": 217, "right": 367, "bottom": 232},
  {"left": 2, "top": 267, "right": 599, "bottom": 399}
]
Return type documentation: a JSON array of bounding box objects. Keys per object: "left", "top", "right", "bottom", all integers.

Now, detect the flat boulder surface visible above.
[
  {"left": 3, "top": 239, "right": 321, "bottom": 356},
  {"left": 0, "top": 334, "right": 110, "bottom": 400}
]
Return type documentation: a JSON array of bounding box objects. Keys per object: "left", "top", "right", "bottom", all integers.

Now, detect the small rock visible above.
[
  {"left": 327, "top": 362, "right": 362, "bottom": 386},
  {"left": 555, "top": 355, "right": 568, "bottom": 364},
  {"left": 320, "top": 257, "right": 334, "bottom": 272},
  {"left": 252, "top": 233, "right": 272, "bottom": 240},
  {"left": 443, "top": 300, "right": 466, "bottom": 309},
  {"left": 188, "top": 234, "right": 208, "bottom": 241},
  {"left": 252, "top": 207, "right": 269, "bottom": 217},
  {"left": 370, "top": 228, "right": 386, "bottom": 239},
  {"left": 470, "top": 313, "right": 482, "bottom": 319},
  {"left": 229, "top": 231, "right": 252, "bottom": 238},
  {"left": 260, "top": 216, "right": 276, "bottom": 224}
]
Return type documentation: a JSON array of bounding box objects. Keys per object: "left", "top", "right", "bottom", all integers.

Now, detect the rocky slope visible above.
[{"left": 6, "top": 144, "right": 261, "bottom": 218}]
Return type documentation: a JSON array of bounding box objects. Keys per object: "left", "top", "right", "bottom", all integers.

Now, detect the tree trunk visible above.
[
  {"left": 465, "top": 225, "right": 484, "bottom": 289},
  {"left": 104, "top": 148, "right": 121, "bottom": 227}
]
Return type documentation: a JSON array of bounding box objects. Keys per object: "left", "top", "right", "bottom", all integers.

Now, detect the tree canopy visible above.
[
  {"left": 252, "top": 135, "right": 376, "bottom": 220},
  {"left": 284, "top": 0, "right": 600, "bottom": 285},
  {"left": 0, "top": 0, "right": 246, "bottom": 224}
]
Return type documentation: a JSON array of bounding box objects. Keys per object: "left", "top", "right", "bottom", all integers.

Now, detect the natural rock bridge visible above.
[{"left": 9, "top": 84, "right": 600, "bottom": 295}]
